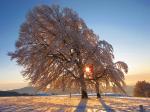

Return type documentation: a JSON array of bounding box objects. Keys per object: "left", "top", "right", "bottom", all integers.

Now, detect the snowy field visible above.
[{"left": 0, "top": 96, "right": 150, "bottom": 112}]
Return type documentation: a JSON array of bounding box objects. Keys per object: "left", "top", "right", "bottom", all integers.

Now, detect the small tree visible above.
[
  {"left": 134, "top": 81, "right": 150, "bottom": 97},
  {"left": 84, "top": 40, "right": 128, "bottom": 98}
]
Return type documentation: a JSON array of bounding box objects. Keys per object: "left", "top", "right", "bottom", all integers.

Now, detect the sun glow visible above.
[
  {"left": 83, "top": 64, "right": 93, "bottom": 74},
  {"left": 85, "top": 66, "right": 90, "bottom": 73}
]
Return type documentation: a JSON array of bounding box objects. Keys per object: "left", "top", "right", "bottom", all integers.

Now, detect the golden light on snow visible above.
[{"left": 0, "top": 96, "right": 150, "bottom": 111}]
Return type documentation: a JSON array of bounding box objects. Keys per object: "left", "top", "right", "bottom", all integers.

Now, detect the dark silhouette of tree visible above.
[{"left": 134, "top": 80, "right": 150, "bottom": 97}]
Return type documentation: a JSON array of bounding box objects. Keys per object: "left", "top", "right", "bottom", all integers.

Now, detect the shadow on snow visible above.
[
  {"left": 99, "top": 98, "right": 115, "bottom": 112},
  {"left": 75, "top": 99, "right": 88, "bottom": 112}
]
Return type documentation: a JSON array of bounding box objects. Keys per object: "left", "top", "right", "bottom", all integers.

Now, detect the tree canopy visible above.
[{"left": 9, "top": 5, "right": 128, "bottom": 98}]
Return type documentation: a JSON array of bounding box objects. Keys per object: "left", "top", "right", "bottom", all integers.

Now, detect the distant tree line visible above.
[
  {"left": 0, "top": 91, "right": 32, "bottom": 97},
  {"left": 134, "top": 81, "right": 150, "bottom": 97}
]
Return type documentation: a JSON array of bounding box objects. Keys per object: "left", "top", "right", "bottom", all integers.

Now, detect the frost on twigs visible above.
[{"left": 8, "top": 5, "right": 128, "bottom": 98}]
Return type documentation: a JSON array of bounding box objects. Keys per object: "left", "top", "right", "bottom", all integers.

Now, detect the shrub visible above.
[{"left": 134, "top": 80, "right": 150, "bottom": 97}]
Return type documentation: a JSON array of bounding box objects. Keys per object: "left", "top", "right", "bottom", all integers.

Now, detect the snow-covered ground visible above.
[{"left": 0, "top": 96, "right": 149, "bottom": 112}]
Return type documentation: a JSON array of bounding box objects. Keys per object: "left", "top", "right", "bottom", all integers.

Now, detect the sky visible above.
[{"left": 0, "top": 0, "right": 150, "bottom": 90}]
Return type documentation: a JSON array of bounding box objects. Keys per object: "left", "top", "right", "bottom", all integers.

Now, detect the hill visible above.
[
  {"left": 11, "top": 87, "right": 38, "bottom": 95},
  {"left": 0, "top": 91, "right": 31, "bottom": 97}
]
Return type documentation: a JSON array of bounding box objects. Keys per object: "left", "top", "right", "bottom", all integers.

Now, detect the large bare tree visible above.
[
  {"left": 8, "top": 5, "right": 99, "bottom": 98},
  {"left": 9, "top": 5, "right": 128, "bottom": 99}
]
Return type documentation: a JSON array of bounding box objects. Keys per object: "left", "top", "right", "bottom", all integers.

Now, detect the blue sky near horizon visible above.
[{"left": 0, "top": 0, "right": 150, "bottom": 88}]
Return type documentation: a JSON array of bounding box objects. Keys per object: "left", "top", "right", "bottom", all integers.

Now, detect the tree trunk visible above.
[
  {"left": 80, "top": 73, "right": 88, "bottom": 99},
  {"left": 95, "top": 81, "right": 101, "bottom": 98}
]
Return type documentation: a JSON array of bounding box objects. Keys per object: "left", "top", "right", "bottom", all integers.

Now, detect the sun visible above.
[
  {"left": 85, "top": 66, "right": 90, "bottom": 73},
  {"left": 83, "top": 64, "right": 94, "bottom": 74}
]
